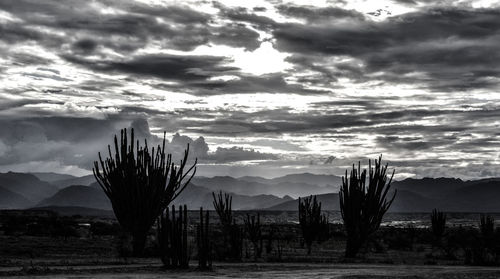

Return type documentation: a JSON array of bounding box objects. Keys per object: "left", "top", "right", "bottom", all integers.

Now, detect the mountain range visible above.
[{"left": 2, "top": 171, "right": 500, "bottom": 214}]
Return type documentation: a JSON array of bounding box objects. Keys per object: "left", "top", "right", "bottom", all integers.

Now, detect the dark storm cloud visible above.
[
  {"left": 171, "top": 107, "right": 459, "bottom": 135},
  {"left": 214, "top": 3, "right": 278, "bottom": 31},
  {"left": 0, "top": 0, "right": 261, "bottom": 54},
  {"left": 72, "top": 39, "right": 98, "bottom": 54},
  {"left": 0, "top": 116, "right": 139, "bottom": 169},
  {"left": 210, "top": 24, "right": 261, "bottom": 51},
  {"left": 0, "top": 116, "right": 278, "bottom": 170},
  {"left": 276, "top": 5, "right": 366, "bottom": 21},
  {"left": 186, "top": 73, "right": 330, "bottom": 95},
  {"left": 209, "top": 147, "right": 279, "bottom": 163},
  {"left": 375, "top": 135, "right": 449, "bottom": 151},
  {"left": 64, "top": 54, "right": 238, "bottom": 81},
  {"left": 273, "top": 7, "right": 500, "bottom": 91}
]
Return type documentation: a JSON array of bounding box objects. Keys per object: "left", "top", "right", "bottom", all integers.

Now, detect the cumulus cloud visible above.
[{"left": 1, "top": 0, "right": 500, "bottom": 179}]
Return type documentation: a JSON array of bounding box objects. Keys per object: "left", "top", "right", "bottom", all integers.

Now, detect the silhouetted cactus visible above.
[
  {"left": 431, "top": 209, "right": 446, "bottom": 241},
  {"left": 244, "top": 213, "right": 263, "bottom": 260},
  {"left": 479, "top": 214, "right": 495, "bottom": 248},
  {"left": 298, "top": 195, "right": 328, "bottom": 255},
  {"left": 212, "top": 191, "right": 243, "bottom": 261},
  {"left": 339, "top": 155, "right": 396, "bottom": 258},
  {"left": 157, "top": 205, "right": 189, "bottom": 268},
  {"left": 213, "top": 191, "right": 232, "bottom": 228},
  {"left": 93, "top": 128, "right": 197, "bottom": 256},
  {"left": 197, "top": 207, "right": 212, "bottom": 270},
  {"left": 480, "top": 214, "right": 495, "bottom": 238}
]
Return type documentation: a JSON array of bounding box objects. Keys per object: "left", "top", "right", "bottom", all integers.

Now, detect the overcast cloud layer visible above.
[{"left": 1, "top": 0, "right": 500, "bottom": 179}]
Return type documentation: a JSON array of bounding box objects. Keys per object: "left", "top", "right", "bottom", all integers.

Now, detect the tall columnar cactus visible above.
[
  {"left": 299, "top": 195, "right": 329, "bottom": 255},
  {"left": 93, "top": 128, "right": 197, "bottom": 256},
  {"left": 197, "top": 207, "right": 212, "bottom": 270},
  {"left": 244, "top": 213, "right": 263, "bottom": 260},
  {"left": 480, "top": 214, "right": 495, "bottom": 239},
  {"left": 212, "top": 191, "right": 233, "bottom": 228},
  {"left": 339, "top": 155, "right": 397, "bottom": 258},
  {"left": 431, "top": 209, "right": 446, "bottom": 242},
  {"left": 212, "top": 191, "right": 242, "bottom": 261},
  {"left": 157, "top": 205, "right": 189, "bottom": 268}
]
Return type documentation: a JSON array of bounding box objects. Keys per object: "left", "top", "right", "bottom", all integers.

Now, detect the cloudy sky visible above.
[{"left": 1, "top": 0, "right": 500, "bottom": 179}]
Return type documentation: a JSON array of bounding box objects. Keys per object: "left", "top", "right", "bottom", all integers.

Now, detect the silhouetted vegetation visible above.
[
  {"left": 298, "top": 195, "right": 329, "bottom": 255},
  {"left": 213, "top": 191, "right": 232, "bottom": 227},
  {"left": 197, "top": 207, "right": 212, "bottom": 270},
  {"left": 212, "top": 191, "right": 243, "bottom": 261},
  {"left": 157, "top": 205, "right": 189, "bottom": 269},
  {"left": 431, "top": 209, "right": 447, "bottom": 244},
  {"left": 93, "top": 128, "right": 197, "bottom": 256},
  {"left": 339, "top": 155, "right": 397, "bottom": 258},
  {"left": 480, "top": 214, "right": 495, "bottom": 241},
  {"left": 244, "top": 213, "right": 263, "bottom": 260}
]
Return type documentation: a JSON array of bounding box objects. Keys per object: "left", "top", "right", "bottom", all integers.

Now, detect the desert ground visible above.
[
  {"left": 2, "top": 212, "right": 500, "bottom": 279},
  {"left": 2, "top": 262, "right": 500, "bottom": 278}
]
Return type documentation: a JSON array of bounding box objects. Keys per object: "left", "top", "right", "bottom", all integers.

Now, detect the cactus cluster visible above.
[
  {"left": 157, "top": 205, "right": 189, "bottom": 268},
  {"left": 480, "top": 214, "right": 495, "bottom": 239},
  {"left": 197, "top": 207, "right": 212, "bottom": 270},
  {"left": 212, "top": 191, "right": 243, "bottom": 261},
  {"left": 93, "top": 128, "right": 197, "bottom": 255},
  {"left": 213, "top": 191, "right": 232, "bottom": 228},
  {"left": 431, "top": 208, "right": 447, "bottom": 241},
  {"left": 339, "top": 155, "right": 397, "bottom": 258},
  {"left": 244, "top": 213, "right": 263, "bottom": 259},
  {"left": 298, "top": 195, "right": 328, "bottom": 255}
]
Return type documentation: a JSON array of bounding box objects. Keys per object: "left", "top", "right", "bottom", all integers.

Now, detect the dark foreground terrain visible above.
[
  {"left": 2, "top": 210, "right": 500, "bottom": 278},
  {"left": 2, "top": 262, "right": 500, "bottom": 278}
]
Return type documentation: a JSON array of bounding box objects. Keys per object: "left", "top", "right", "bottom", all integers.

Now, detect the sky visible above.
[{"left": 1, "top": 0, "right": 500, "bottom": 179}]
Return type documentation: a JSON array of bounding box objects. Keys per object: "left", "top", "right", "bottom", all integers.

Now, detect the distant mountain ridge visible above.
[
  {"left": 36, "top": 185, "right": 111, "bottom": 210},
  {"left": 0, "top": 185, "right": 33, "bottom": 209},
  {"left": 0, "top": 172, "right": 58, "bottom": 203},
  {"left": 34, "top": 183, "right": 293, "bottom": 211},
  {"left": 267, "top": 177, "right": 500, "bottom": 212},
  {"left": 3, "top": 171, "right": 500, "bottom": 213},
  {"left": 238, "top": 173, "right": 341, "bottom": 187},
  {"left": 51, "top": 174, "right": 95, "bottom": 189},
  {"left": 31, "top": 172, "right": 77, "bottom": 183},
  {"left": 191, "top": 173, "right": 341, "bottom": 198}
]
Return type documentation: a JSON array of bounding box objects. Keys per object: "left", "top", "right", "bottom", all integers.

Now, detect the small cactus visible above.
[
  {"left": 197, "top": 207, "right": 212, "bottom": 270},
  {"left": 299, "top": 195, "right": 329, "bottom": 255},
  {"left": 431, "top": 208, "right": 446, "bottom": 241},
  {"left": 244, "top": 213, "right": 263, "bottom": 260},
  {"left": 157, "top": 205, "right": 189, "bottom": 268}
]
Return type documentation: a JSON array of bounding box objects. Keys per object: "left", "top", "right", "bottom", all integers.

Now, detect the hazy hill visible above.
[
  {"left": 174, "top": 183, "right": 294, "bottom": 210},
  {"left": 392, "top": 177, "right": 464, "bottom": 198},
  {"left": 36, "top": 185, "right": 110, "bottom": 210},
  {"left": 5, "top": 170, "right": 500, "bottom": 212},
  {"left": 31, "top": 172, "right": 76, "bottom": 183},
  {"left": 51, "top": 174, "right": 95, "bottom": 189},
  {"left": 267, "top": 179, "right": 500, "bottom": 212},
  {"left": 239, "top": 173, "right": 342, "bottom": 188},
  {"left": 0, "top": 185, "right": 33, "bottom": 209},
  {"left": 0, "top": 172, "right": 58, "bottom": 202},
  {"left": 267, "top": 193, "right": 340, "bottom": 211},
  {"left": 191, "top": 176, "right": 334, "bottom": 198},
  {"left": 443, "top": 181, "right": 500, "bottom": 212},
  {"left": 36, "top": 183, "right": 292, "bottom": 211},
  {"left": 389, "top": 190, "right": 436, "bottom": 212}
]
